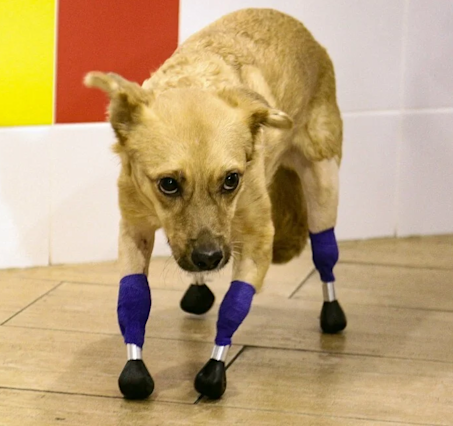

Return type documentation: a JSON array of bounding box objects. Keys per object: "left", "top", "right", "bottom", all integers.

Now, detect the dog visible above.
[{"left": 85, "top": 8, "right": 344, "bottom": 399}]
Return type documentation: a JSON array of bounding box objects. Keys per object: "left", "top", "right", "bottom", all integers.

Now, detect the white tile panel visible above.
[
  {"left": 154, "top": 229, "right": 172, "bottom": 257},
  {"left": 336, "top": 113, "right": 400, "bottom": 240},
  {"left": 0, "top": 127, "right": 50, "bottom": 268},
  {"left": 179, "top": 0, "right": 405, "bottom": 112},
  {"left": 49, "top": 124, "right": 171, "bottom": 264},
  {"left": 398, "top": 112, "right": 453, "bottom": 236},
  {"left": 49, "top": 124, "right": 120, "bottom": 264},
  {"left": 403, "top": 0, "right": 453, "bottom": 109}
]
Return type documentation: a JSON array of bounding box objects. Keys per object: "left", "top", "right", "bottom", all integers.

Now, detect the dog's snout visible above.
[{"left": 191, "top": 247, "right": 223, "bottom": 271}]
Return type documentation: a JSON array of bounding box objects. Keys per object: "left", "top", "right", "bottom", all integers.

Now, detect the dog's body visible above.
[
  {"left": 86, "top": 8, "right": 344, "bottom": 399},
  {"left": 86, "top": 8, "right": 342, "bottom": 291}
]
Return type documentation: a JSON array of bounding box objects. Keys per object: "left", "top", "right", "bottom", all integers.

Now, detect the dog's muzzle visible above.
[{"left": 175, "top": 229, "right": 230, "bottom": 272}]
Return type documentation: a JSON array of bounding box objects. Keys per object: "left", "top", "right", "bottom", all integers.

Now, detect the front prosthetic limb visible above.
[
  {"left": 194, "top": 280, "right": 255, "bottom": 399},
  {"left": 116, "top": 221, "right": 155, "bottom": 399},
  {"left": 117, "top": 274, "right": 154, "bottom": 399},
  {"left": 194, "top": 153, "right": 273, "bottom": 399},
  {"left": 310, "top": 228, "right": 347, "bottom": 333}
]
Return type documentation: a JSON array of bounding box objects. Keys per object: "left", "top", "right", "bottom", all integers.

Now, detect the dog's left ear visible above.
[{"left": 217, "top": 88, "right": 293, "bottom": 136}]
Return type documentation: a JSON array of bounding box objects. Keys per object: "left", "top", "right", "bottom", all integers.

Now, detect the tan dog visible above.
[
  {"left": 85, "top": 8, "right": 343, "bottom": 399},
  {"left": 85, "top": 8, "right": 341, "bottom": 285}
]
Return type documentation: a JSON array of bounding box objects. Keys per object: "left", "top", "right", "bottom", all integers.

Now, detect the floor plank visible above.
[
  {"left": 0, "top": 277, "right": 59, "bottom": 324},
  {"left": 6, "top": 282, "right": 216, "bottom": 339},
  {"left": 0, "top": 327, "right": 241, "bottom": 403},
  {"left": 234, "top": 296, "right": 453, "bottom": 363},
  {"left": 8, "top": 281, "right": 453, "bottom": 363},
  {"left": 0, "top": 251, "right": 313, "bottom": 297},
  {"left": 211, "top": 346, "right": 453, "bottom": 425},
  {"left": 339, "top": 235, "right": 453, "bottom": 269},
  {"left": 0, "top": 259, "right": 173, "bottom": 287},
  {"left": 295, "top": 262, "right": 453, "bottom": 311},
  {"left": 0, "top": 388, "right": 409, "bottom": 426}
]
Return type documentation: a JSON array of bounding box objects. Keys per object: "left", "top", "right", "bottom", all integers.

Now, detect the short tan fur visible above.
[{"left": 84, "top": 8, "right": 342, "bottom": 291}]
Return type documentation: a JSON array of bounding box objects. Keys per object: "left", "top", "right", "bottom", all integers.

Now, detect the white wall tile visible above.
[
  {"left": 404, "top": 0, "right": 453, "bottom": 109},
  {"left": 336, "top": 113, "right": 400, "bottom": 240},
  {"left": 0, "top": 127, "right": 50, "bottom": 268},
  {"left": 398, "top": 112, "right": 453, "bottom": 236},
  {"left": 50, "top": 124, "right": 120, "bottom": 264},
  {"left": 179, "top": 0, "right": 405, "bottom": 112},
  {"left": 154, "top": 229, "right": 172, "bottom": 257},
  {"left": 49, "top": 124, "right": 171, "bottom": 264}
]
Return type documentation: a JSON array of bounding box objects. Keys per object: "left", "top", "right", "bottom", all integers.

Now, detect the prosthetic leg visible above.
[
  {"left": 310, "top": 228, "right": 346, "bottom": 333},
  {"left": 300, "top": 158, "right": 347, "bottom": 334},
  {"left": 192, "top": 176, "right": 273, "bottom": 399},
  {"left": 180, "top": 274, "right": 215, "bottom": 315},
  {"left": 116, "top": 221, "right": 155, "bottom": 399},
  {"left": 117, "top": 274, "right": 154, "bottom": 399},
  {"left": 194, "top": 280, "right": 255, "bottom": 399}
]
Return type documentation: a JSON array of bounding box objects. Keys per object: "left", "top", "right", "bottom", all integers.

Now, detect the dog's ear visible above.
[
  {"left": 217, "top": 88, "right": 293, "bottom": 136},
  {"left": 84, "top": 72, "right": 149, "bottom": 145}
]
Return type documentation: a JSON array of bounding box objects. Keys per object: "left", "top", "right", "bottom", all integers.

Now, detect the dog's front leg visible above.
[
  {"left": 194, "top": 196, "right": 274, "bottom": 399},
  {"left": 299, "top": 158, "right": 347, "bottom": 334},
  {"left": 117, "top": 219, "right": 156, "bottom": 400}
]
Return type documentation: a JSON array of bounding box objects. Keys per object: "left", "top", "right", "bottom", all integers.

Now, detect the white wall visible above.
[{"left": 1, "top": 0, "right": 452, "bottom": 268}]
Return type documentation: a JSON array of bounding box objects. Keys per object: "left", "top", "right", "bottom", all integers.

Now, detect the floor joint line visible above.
[
  {"left": 288, "top": 268, "right": 316, "bottom": 299},
  {"left": 0, "top": 281, "right": 65, "bottom": 326}
]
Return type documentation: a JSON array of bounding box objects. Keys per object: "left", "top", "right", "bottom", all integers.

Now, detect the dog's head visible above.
[{"left": 85, "top": 72, "right": 292, "bottom": 272}]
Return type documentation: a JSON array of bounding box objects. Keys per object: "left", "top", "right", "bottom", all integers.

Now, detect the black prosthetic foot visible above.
[
  {"left": 320, "top": 300, "right": 347, "bottom": 334},
  {"left": 180, "top": 284, "right": 215, "bottom": 315},
  {"left": 194, "top": 359, "right": 226, "bottom": 400},
  {"left": 118, "top": 359, "right": 154, "bottom": 400}
]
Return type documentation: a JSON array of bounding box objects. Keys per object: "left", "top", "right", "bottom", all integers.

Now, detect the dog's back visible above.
[{"left": 181, "top": 9, "right": 329, "bottom": 118}]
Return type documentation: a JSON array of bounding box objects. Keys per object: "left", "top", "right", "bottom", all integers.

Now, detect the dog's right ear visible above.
[
  {"left": 84, "top": 72, "right": 150, "bottom": 145},
  {"left": 217, "top": 87, "right": 293, "bottom": 136}
]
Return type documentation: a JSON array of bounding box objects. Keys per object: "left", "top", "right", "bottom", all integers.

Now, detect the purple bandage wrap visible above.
[
  {"left": 117, "top": 274, "right": 151, "bottom": 348},
  {"left": 215, "top": 280, "right": 255, "bottom": 346},
  {"left": 309, "top": 228, "right": 339, "bottom": 283}
]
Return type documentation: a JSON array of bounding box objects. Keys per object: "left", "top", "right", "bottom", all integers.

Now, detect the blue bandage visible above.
[
  {"left": 309, "top": 228, "right": 339, "bottom": 282},
  {"left": 117, "top": 274, "right": 151, "bottom": 348},
  {"left": 215, "top": 280, "right": 255, "bottom": 346}
]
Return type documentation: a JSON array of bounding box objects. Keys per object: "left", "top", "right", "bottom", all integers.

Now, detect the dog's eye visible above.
[
  {"left": 158, "top": 177, "right": 179, "bottom": 195},
  {"left": 223, "top": 173, "right": 240, "bottom": 192}
]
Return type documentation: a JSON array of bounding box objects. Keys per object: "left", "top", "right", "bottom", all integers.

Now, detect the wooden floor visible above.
[{"left": 0, "top": 235, "right": 452, "bottom": 425}]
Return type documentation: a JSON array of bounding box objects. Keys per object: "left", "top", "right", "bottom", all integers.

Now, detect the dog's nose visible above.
[{"left": 191, "top": 248, "right": 223, "bottom": 271}]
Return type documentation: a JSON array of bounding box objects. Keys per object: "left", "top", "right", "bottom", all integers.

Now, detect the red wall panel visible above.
[{"left": 56, "top": 0, "right": 179, "bottom": 123}]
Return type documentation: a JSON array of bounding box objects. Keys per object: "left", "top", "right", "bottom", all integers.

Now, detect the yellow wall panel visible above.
[{"left": 0, "top": 0, "right": 55, "bottom": 126}]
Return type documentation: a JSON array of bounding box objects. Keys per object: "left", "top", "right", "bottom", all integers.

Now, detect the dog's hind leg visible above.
[
  {"left": 194, "top": 189, "right": 274, "bottom": 399},
  {"left": 270, "top": 165, "right": 309, "bottom": 264},
  {"left": 297, "top": 157, "right": 347, "bottom": 334},
  {"left": 180, "top": 273, "right": 215, "bottom": 315},
  {"left": 291, "top": 60, "right": 347, "bottom": 333},
  {"left": 117, "top": 219, "right": 156, "bottom": 399}
]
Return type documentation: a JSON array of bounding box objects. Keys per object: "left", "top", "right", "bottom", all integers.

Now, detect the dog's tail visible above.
[{"left": 269, "top": 166, "right": 309, "bottom": 264}]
